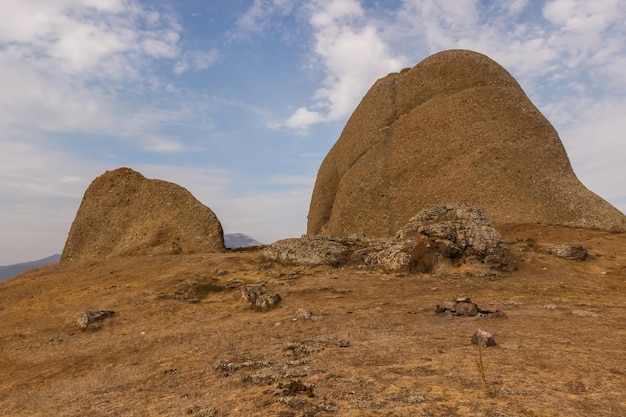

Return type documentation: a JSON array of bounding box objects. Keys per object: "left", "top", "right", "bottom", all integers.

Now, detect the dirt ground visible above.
[{"left": 1, "top": 224, "right": 625, "bottom": 416}]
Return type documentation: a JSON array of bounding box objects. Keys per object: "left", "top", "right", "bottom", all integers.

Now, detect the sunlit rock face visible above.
[{"left": 307, "top": 49, "right": 626, "bottom": 238}]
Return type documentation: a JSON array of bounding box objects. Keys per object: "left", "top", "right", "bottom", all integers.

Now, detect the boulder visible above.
[
  {"left": 263, "top": 235, "right": 364, "bottom": 267},
  {"left": 367, "top": 204, "right": 515, "bottom": 273},
  {"left": 471, "top": 329, "right": 497, "bottom": 347},
  {"left": 307, "top": 49, "right": 626, "bottom": 238},
  {"left": 61, "top": 167, "right": 224, "bottom": 262}
]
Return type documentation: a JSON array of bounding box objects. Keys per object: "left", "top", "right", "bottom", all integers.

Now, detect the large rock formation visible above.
[
  {"left": 61, "top": 168, "right": 225, "bottom": 262},
  {"left": 307, "top": 49, "right": 626, "bottom": 238}
]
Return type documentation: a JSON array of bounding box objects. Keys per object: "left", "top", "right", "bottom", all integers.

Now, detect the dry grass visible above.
[{"left": 1, "top": 224, "right": 625, "bottom": 416}]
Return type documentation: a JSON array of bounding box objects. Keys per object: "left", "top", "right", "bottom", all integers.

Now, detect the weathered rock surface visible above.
[
  {"left": 263, "top": 235, "right": 365, "bottom": 267},
  {"left": 266, "top": 204, "right": 513, "bottom": 274},
  {"left": 61, "top": 168, "right": 224, "bottom": 262},
  {"left": 307, "top": 49, "right": 626, "bottom": 238},
  {"left": 366, "top": 204, "right": 515, "bottom": 273}
]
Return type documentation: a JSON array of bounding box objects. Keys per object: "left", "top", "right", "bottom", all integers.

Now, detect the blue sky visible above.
[{"left": 1, "top": 0, "right": 625, "bottom": 264}]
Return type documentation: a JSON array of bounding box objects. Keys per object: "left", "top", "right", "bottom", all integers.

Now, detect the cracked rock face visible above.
[{"left": 307, "top": 49, "right": 626, "bottom": 238}]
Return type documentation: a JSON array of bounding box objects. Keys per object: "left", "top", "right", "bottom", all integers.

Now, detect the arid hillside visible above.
[{"left": 1, "top": 224, "right": 625, "bottom": 416}]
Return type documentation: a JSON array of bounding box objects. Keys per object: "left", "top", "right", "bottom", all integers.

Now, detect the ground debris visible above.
[
  {"left": 273, "top": 380, "right": 315, "bottom": 398},
  {"left": 240, "top": 281, "right": 282, "bottom": 311},
  {"left": 77, "top": 310, "right": 115, "bottom": 330},
  {"left": 435, "top": 297, "right": 507, "bottom": 317}
]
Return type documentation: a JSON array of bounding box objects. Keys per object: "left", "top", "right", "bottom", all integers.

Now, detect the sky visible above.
[{"left": 1, "top": 0, "right": 625, "bottom": 265}]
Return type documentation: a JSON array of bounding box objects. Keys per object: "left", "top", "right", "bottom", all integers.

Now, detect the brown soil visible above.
[{"left": 1, "top": 224, "right": 625, "bottom": 416}]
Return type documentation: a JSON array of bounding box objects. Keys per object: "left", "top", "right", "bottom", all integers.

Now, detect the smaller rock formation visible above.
[{"left": 61, "top": 168, "right": 225, "bottom": 262}]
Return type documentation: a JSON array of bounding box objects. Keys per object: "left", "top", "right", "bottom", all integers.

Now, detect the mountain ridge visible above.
[{"left": 0, "top": 254, "right": 61, "bottom": 281}]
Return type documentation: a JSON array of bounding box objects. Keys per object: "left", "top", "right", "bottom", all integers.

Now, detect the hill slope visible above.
[{"left": 1, "top": 224, "right": 625, "bottom": 416}]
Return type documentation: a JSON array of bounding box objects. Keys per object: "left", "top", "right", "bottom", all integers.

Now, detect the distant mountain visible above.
[
  {"left": 224, "top": 233, "right": 264, "bottom": 249},
  {"left": 0, "top": 254, "right": 61, "bottom": 281}
]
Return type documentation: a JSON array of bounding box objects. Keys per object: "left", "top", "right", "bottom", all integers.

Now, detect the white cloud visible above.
[
  {"left": 0, "top": 0, "right": 205, "bottom": 152},
  {"left": 282, "top": 107, "right": 325, "bottom": 130},
  {"left": 174, "top": 49, "right": 219, "bottom": 74},
  {"left": 234, "top": 0, "right": 294, "bottom": 35},
  {"left": 281, "top": 0, "right": 406, "bottom": 129}
]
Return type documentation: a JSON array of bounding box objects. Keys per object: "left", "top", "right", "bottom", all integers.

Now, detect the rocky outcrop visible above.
[
  {"left": 266, "top": 204, "right": 514, "bottom": 274},
  {"left": 61, "top": 168, "right": 225, "bottom": 262},
  {"left": 307, "top": 49, "right": 626, "bottom": 238},
  {"left": 367, "top": 204, "right": 515, "bottom": 273}
]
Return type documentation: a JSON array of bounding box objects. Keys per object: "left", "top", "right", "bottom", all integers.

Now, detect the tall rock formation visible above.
[
  {"left": 307, "top": 49, "right": 626, "bottom": 238},
  {"left": 61, "top": 168, "right": 225, "bottom": 262}
]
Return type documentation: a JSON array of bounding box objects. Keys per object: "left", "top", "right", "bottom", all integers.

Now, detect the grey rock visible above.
[
  {"left": 455, "top": 301, "right": 479, "bottom": 317},
  {"left": 471, "top": 329, "right": 496, "bottom": 347},
  {"left": 368, "top": 204, "right": 515, "bottom": 273},
  {"left": 263, "top": 235, "right": 362, "bottom": 267},
  {"left": 77, "top": 310, "right": 115, "bottom": 330},
  {"left": 548, "top": 245, "right": 588, "bottom": 260}
]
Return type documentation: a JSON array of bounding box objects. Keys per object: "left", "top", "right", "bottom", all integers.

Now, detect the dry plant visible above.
[{"left": 475, "top": 343, "right": 494, "bottom": 396}]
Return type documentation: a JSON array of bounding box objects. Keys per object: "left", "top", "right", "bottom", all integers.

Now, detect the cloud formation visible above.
[{"left": 282, "top": 0, "right": 406, "bottom": 129}]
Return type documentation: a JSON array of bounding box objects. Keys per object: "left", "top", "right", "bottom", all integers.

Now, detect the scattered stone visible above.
[
  {"left": 435, "top": 298, "right": 506, "bottom": 318},
  {"left": 572, "top": 310, "right": 602, "bottom": 318},
  {"left": 471, "top": 329, "right": 497, "bottom": 347},
  {"left": 548, "top": 245, "right": 588, "bottom": 260},
  {"left": 240, "top": 281, "right": 282, "bottom": 311},
  {"left": 255, "top": 293, "right": 282, "bottom": 311},
  {"left": 77, "top": 310, "right": 115, "bottom": 330},
  {"left": 214, "top": 359, "right": 272, "bottom": 375},
  {"left": 456, "top": 301, "right": 479, "bottom": 317},
  {"left": 186, "top": 406, "right": 218, "bottom": 416},
  {"left": 293, "top": 308, "right": 313, "bottom": 321},
  {"left": 273, "top": 380, "right": 315, "bottom": 398},
  {"left": 544, "top": 304, "right": 557, "bottom": 310},
  {"left": 240, "top": 281, "right": 267, "bottom": 304}
]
